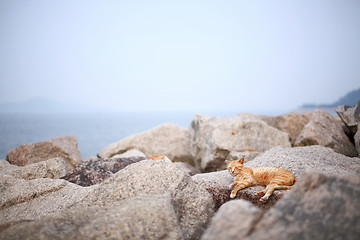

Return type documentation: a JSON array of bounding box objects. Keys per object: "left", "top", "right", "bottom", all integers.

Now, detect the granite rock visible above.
[
  {"left": 257, "top": 112, "right": 311, "bottom": 145},
  {"left": 62, "top": 155, "right": 146, "bottom": 186},
  {"left": 98, "top": 123, "right": 194, "bottom": 165},
  {"left": 201, "top": 199, "right": 261, "bottom": 240},
  {"left": 294, "top": 109, "right": 357, "bottom": 156},
  {"left": 6, "top": 136, "right": 82, "bottom": 170},
  {"left": 0, "top": 157, "right": 67, "bottom": 180},
  {"left": 246, "top": 171, "right": 360, "bottom": 240},
  {"left": 1, "top": 159, "right": 214, "bottom": 240},
  {"left": 193, "top": 145, "right": 360, "bottom": 211},
  {"left": 190, "top": 113, "right": 291, "bottom": 172},
  {"left": 1, "top": 196, "right": 184, "bottom": 240}
]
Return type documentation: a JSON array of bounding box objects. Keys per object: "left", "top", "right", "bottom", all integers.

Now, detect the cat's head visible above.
[{"left": 225, "top": 158, "right": 245, "bottom": 176}]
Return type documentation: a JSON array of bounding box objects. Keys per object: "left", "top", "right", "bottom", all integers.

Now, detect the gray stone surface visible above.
[
  {"left": 80, "top": 159, "right": 214, "bottom": 239},
  {"left": 62, "top": 155, "right": 146, "bottom": 186},
  {"left": 336, "top": 102, "right": 360, "bottom": 135},
  {"left": 247, "top": 171, "right": 360, "bottom": 240},
  {"left": 0, "top": 174, "right": 91, "bottom": 224},
  {"left": 246, "top": 145, "right": 360, "bottom": 178},
  {"left": 1, "top": 196, "right": 184, "bottom": 240},
  {"left": 6, "top": 136, "right": 82, "bottom": 170},
  {"left": 294, "top": 109, "right": 357, "bottom": 156},
  {"left": 192, "top": 145, "right": 360, "bottom": 210},
  {"left": 190, "top": 113, "right": 291, "bottom": 172},
  {"left": 112, "top": 149, "right": 146, "bottom": 159},
  {"left": 201, "top": 199, "right": 261, "bottom": 240},
  {"left": 257, "top": 112, "right": 311, "bottom": 145},
  {"left": 0, "top": 157, "right": 67, "bottom": 180},
  {"left": 336, "top": 101, "right": 360, "bottom": 156},
  {"left": 98, "top": 123, "right": 194, "bottom": 165},
  {"left": 0, "top": 159, "right": 214, "bottom": 240}
]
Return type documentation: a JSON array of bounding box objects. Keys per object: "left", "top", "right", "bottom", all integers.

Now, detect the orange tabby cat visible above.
[
  {"left": 148, "top": 155, "right": 170, "bottom": 161},
  {"left": 226, "top": 158, "right": 297, "bottom": 202}
]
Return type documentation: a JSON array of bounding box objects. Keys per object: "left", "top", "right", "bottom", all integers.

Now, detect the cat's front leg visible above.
[
  {"left": 230, "top": 182, "right": 247, "bottom": 198},
  {"left": 229, "top": 182, "right": 237, "bottom": 189}
]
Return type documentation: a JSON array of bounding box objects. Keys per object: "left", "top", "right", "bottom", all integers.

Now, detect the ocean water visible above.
[{"left": 0, "top": 112, "right": 199, "bottom": 160}]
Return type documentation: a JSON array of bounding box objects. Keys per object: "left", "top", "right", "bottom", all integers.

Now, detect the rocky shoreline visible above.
[{"left": 1, "top": 103, "right": 360, "bottom": 239}]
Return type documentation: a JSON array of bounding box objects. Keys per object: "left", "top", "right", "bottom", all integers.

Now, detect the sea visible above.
[{"left": 0, "top": 111, "right": 240, "bottom": 160}]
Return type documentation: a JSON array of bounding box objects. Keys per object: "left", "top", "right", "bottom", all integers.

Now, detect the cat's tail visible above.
[{"left": 293, "top": 176, "right": 298, "bottom": 185}]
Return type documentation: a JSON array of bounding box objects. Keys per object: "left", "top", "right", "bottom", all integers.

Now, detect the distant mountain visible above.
[
  {"left": 302, "top": 88, "right": 360, "bottom": 108},
  {"left": 0, "top": 97, "right": 97, "bottom": 113}
]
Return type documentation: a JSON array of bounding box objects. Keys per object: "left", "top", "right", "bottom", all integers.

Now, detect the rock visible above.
[
  {"left": 98, "top": 123, "right": 194, "bottom": 165},
  {"left": 192, "top": 170, "right": 284, "bottom": 211},
  {"left": 336, "top": 102, "right": 360, "bottom": 156},
  {"left": 201, "top": 199, "right": 261, "bottom": 240},
  {"left": 227, "top": 150, "right": 260, "bottom": 163},
  {"left": 355, "top": 131, "right": 360, "bottom": 156},
  {"left": 246, "top": 171, "right": 360, "bottom": 240},
  {"left": 112, "top": 149, "right": 146, "bottom": 159},
  {"left": 80, "top": 159, "right": 215, "bottom": 239},
  {"left": 257, "top": 112, "right": 311, "bottom": 145},
  {"left": 245, "top": 145, "right": 360, "bottom": 178},
  {"left": 192, "top": 170, "right": 234, "bottom": 211},
  {"left": 174, "top": 162, "right": 200, "bottom": 176},
  {"left": 0, "top": 158, "right": 67, "bottom": 180},
  {"left": 6, "top": 136, "right": 82, "bottom": 170},
  {"left": 61, "top": 155, "right": 146, "bottom": 186},
  {"left": 190, "top": 113, "right": 291, "bottom": 172},
  {"left": 192, "top": 145, "right": 360, "bottom": 211},
  {"left": 0, "top": 174, "right": 91, "bottom": 224},
  {"left": 1, "top": 196, "right": 184, "bottom": 240},
  {"left": 336, "top": 101, "right": 360, "bottom": 135},
  {"left": 294, "top": 109, "right": 357, "bottom": 157},
  {"left": 1, "top": 159, "right": 215, "bottom": 240}
]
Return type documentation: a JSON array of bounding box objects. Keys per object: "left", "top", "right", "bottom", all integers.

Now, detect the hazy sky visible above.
[{"left": 1, "top": 0, "right": 359, "bottom": 113}]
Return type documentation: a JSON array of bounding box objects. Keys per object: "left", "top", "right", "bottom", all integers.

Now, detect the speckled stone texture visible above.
[{"left": 6, "top": 136, "right": 82, "bottom": 170}]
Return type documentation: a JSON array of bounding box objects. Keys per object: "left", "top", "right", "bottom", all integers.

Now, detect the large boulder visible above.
[
  {"left": 192, "top": 145, "right": 360, "bottom": 210},
  {"left": 245, "top": 145, "right": 360, "bottom": 178},
  {"left": 80, "top": 159, "right": 214, "bottom": 239},
  {"left": 246, "top": 171, "right": 360, "bottom": 240},
  {"left": 1, "top": 196, "right": 184, "bottom": 240},
  {"left": 201, "top": 171, "right": 360, "bottom": 240},
  {"left": 98, "top": 123, "right": 194, "bottom": 165},
  {"left": 190, "top": 113, "right": 291, "bottom": 172},
  {"left": 201, "top": 199, "right": 261, "bottom": 240},
  {"left": 0, "top": 158, "right": 67, "bottom": 180},
  {"left": 6, "top": 136, "right": 82, "bottom": 170},
  {"left": 0, "top": 175, "right": 91, "bottom": 224},
  {"left": 257, "top": 112, "right": 311, "bottom": 145},
  {"left": 336, "top": 101, "right": 360, "bottom": 156},
  {"left": 294, "top": 109, "right": 357, "bottom": 157},
  {"left": 355, "top": 131, "right": 360, "bottom": 156},
  {"left": 336, "top": 101, "right": 360, "bottom": 135},
  {"left": 1, "top": 159, "right": 215, "bottom": 240}
]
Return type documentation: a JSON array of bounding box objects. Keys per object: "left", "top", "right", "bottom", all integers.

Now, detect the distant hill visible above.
[
  {"left": 0, "top": 97, "right": 98, "bottom": 113},
  {"left": 302, "top": 88, "right": 360, "bottom": 108}
]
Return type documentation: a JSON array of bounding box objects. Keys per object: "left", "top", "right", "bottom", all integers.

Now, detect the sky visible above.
[{"left": 0, "top": 0, "right": 360, "bottom": 113}]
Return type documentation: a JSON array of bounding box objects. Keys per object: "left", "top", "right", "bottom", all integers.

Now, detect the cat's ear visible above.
[{"left": 238, "top": 158, "right": 244, "bottom": 164}]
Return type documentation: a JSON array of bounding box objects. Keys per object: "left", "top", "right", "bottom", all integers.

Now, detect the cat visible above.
[
  {"left": 148, "top": 155, "right": 170, "bottom": 161},
  {"left": 225, "top": 158, "right": 297, "bottom": 202}
]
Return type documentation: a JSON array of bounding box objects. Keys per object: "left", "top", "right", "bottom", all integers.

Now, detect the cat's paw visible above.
[
  {"left": 255, "top": 191, "right": 265, "bottom": 198},
  {"left": 259, "top": 196, "right": 269, "bottom": 202},
  {"left": 230, "top": 192, "right": 236, "bottom": 198}
]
